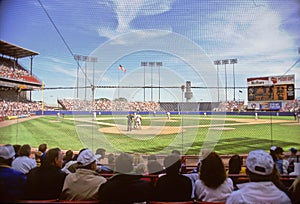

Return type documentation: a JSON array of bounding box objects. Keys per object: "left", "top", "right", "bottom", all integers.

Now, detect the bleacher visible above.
[
  {"left": 16, "top": 171, "right": 296, "bottom": 203},
  {"left": 0, "top": 56, "right": 41, "bottom": 85}
]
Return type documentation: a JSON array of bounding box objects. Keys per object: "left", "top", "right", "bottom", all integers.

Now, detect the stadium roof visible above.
[{"left": 0, "top": 40, "right": 39, "bottom": 59}]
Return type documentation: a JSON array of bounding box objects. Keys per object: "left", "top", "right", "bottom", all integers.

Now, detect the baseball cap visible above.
[
  {"left": 77, "top": 149, "right": 98, "bottom": 166},
  {"left": 246, "top": 150, "right": 274, "bottom": 175},
  {"left": 270, "top": 146, "right": 277, "bottom": 151},
  {"left": 290, "top": 147, "right": 297, "bottom": 153},
  {"left": 0, "top": 145, "right": 15, "bottom": 160}
]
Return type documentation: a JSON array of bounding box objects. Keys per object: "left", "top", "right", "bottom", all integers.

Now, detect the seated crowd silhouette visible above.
[{"left": 0, "top": 143, "right": 299, "bottom": 204}]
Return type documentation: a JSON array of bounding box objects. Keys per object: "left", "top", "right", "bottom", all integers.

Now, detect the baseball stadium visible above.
[{"left": 1, "top": 1, "right": 300, "bottom": 203}]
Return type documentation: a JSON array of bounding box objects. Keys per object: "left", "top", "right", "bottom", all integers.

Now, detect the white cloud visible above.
[
  {"left": 97, "top": 0, "right": 174, "bottom": 39},
  {"left": 52, "top": 65, "right": 77, "bottom": 78},
  {"left": 42, "top": 56, "right": 74, "bottom": 65}
]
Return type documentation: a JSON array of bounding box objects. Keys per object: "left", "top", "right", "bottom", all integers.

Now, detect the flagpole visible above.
[
  {"left": 42, "top": 81, "right": 44, "bottom": 115},
  {"left": 118, "top": 68, "right": 120, "bottom": 99}
]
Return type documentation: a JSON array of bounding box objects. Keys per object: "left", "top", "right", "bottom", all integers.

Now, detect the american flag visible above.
[{"left": 118, "top": 64, "right": 126, "bottom": 73}]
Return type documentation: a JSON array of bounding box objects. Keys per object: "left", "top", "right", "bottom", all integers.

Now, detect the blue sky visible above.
[{"left": 1, "top": 0, "right": 300, "bottom": 105}]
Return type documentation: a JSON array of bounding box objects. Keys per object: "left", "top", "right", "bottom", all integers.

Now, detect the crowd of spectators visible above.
[
  {"left": 281, "top": 100, "right": 300, "bottom": 112},
  {"left": 216, "top": 101, "right": 246, "bottom": 112},
  {"left": 0, "top": 57, "right": 40, "bottom": 84},
  {"left": 0, "top": 143, "right": 299, "bottom": 203},
  {"left": 0, "top": 96, "right": 298, "bottom": 119},
  {"left": 59, "top": 98, "right": 249, "bottom": 112},
  {"left": 58, "top": 98, "right": 161, "bottom": 112},
  {"left": 0, "top": 100, "right": 53, "bottom": 117},
  {"left": 0, "top": 94, "right": 298, "bottom": 118}
]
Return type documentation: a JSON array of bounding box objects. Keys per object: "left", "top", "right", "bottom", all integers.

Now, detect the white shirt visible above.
[
  {"left": 194, "top": 178, "right": 233, "bottom": 202},
  {"left": 184, "top": 173, "right": 199, "bottom": 199},
  {"left": 61, "top": 168, "right": 107, "bottom": 200},
  {"left": 12, "top": 156, "right": 37, "bottom": 174},
  {"left": 226, "top": 181, "right": 291, "bottom": 204}
]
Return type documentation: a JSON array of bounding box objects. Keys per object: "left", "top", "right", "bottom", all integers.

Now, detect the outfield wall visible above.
[{"left": 34, "top": 110, "right": 295, "bottom": 117}]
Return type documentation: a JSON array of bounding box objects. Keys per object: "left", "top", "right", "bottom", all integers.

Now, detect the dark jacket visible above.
[
  {"left": 0, "top": 166, "right": 27, "bottom": 203},
  {"left": 98, "top": 173, "right": 154, "bottom": 203},
  {"left": 25, "top": 165, "right": 66, "bottom": 200},
  {"left": 154, "top": 173, "right": 192, "bottom": 201}
]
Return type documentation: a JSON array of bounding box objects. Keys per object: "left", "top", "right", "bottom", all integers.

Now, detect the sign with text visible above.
[{"left": 247, "top": 75, "right": 295, "bottom": 101}]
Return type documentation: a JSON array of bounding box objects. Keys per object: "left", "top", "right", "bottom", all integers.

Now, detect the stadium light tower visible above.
[
  {"left": 141, "top": 62, "right": 147, "bottom": 102},
  {"left": 149, "top": 62, "right": 155, "bottom": 102},
  {"left": 73, "top": 54, "right": 81, "bottom": 98},
  {"left": 90, "top": 57, "right": 98, "bottom": 111},
  {"left": 73, "top": 54, "right": 97, "bottom": 102},
  {"left": 222, "top": 59, "right": 229, "bottom": 102},
  {"left": 214, "top": 60, "right": 221, "bottom": 102},
  {"left": 230, "top": 59, "right": 238, "bottom": 101},
  {"left": 156, "top": 62, "right": 163, "bottom": 102}
]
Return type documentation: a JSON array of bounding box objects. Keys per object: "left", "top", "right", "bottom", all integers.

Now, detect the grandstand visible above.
[
  {"left": 0, "top": 40, "right": 42, "bottom": 99},
  {"left": 0, "top": 40, "right": 43, "bottom": 118}
]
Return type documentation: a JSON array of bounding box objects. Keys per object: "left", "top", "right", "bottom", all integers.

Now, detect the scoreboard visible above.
[
  {"left": 248, "top": 84, "right": 295, "bottom": 101},
  {"left": 247, "top": 75, "right": 295, "bottom": 110}
]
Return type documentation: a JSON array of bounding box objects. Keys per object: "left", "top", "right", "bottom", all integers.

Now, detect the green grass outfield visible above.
[{"left": 0, "top": 114, "right": 299, "bottom": 155}]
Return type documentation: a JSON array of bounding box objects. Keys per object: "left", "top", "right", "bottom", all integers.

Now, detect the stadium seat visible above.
[
  {"left": 147, "top": 201, "right": 194, "bottom": 204},
  {"left": 17, "top": 200, "right": 100, "bottom": 203},
  {"left": 59, "top": 201, "right": 100, "bottom": 203},
  {"left": 17, "top": 199, "right": 58, "bottom": 203}
]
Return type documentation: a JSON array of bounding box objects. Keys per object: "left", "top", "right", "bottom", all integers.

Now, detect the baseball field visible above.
[{"left": 0, "top": 113, "right": 299, "bottom": 156}]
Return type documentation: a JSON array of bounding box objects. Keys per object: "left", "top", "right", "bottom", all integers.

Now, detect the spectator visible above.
[
  {"left": 34, "top": 150, "right": 43, "bottom": 167},
  {"left": 133, "top": 153, "right": 144, "bottom": 166},
  {"left": 107, "top": 153, "right": 115, "bottom": 169},
  {"left": 0, "top": 144, "right": 27, "bottom": 202},
  {"left": 147, "top": 154, "right": 164, "bottom": 175},
  {"left": 63, "top": 150, "right": 74, "bottom": 167},
  {"left": 134, "top": 163, "right": 147, "bottom": 175},
  {"left": 98, "top": 152, "right": 154, "bottom": 203},
  {"left": 270, "top": 163, "right": 292, "bottom": 200},
  {"left": 270, "top": 145, "right": 277, "bottom": 161},
  {"left": 13, "top": 144, "right": 21, "bottom": 158},
  {"left": 25, "top": 148, "right": 67, "bottom": 200},
  {"left": 154, "top": 153, "right": 192, "bottom": 201},
  {"left": 228, "top": 154, "right": 246, "bottom": 190},
  {"left": 95, "top": 148, "right": 106, "bottom": 160},
  {"left": 228, "top": 154, "right": 246, "bottom": 174},
  {"left": 61, "top": 148, "right": 87, "bottom": 174},
  {"left": 288, "top": 147, "right": 299, "bottom": 174},
  {"left": 289, "top": 162, "right": 300, "bottom": 204},
  {"left": 195, "top": 152, "right": 233, "bottom": 202},
  {"left": 38, "top": 143, "right": 47, "bottom": 164},
  {"left": 226, "top": 150, "right": 291, "bottom": 204},
  {"left": 275, "top": 147, "right": 289, "bottom": 174},
  {"left": 192, "top": 148, "right": 211, "bottom": 173},
  {"left": 12, "top": 144, "right": 37, "bottom": 174},
  {"left": 95, "top": 148, "right": 113, "bottom": 173},
  {"left": 171, "top": 149, "right": 186, "bottom": 173},
  {"left": 61, "top": 149, "right": 107, "bottom": 200}
]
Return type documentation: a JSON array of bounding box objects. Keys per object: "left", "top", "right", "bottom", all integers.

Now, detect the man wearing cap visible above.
[
  {"left": 61, "top": 149, "right": 107, "bottom": 200},
  {"left": 274, "top": 147, "right": 289, "bottom": 174},
  {"left": 0, "top": 144, "right": 27, "bottom": 202},
  {"left": 226, "top": 150, "right": 291, "bottom": 204}
]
